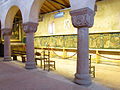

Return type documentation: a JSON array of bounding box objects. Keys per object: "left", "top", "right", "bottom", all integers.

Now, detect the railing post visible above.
[
  {"left": 63, "top": 47, "right": 67, "bottom": 59},
  {"left": 96, "top": 50, "right": 100, "bottom": 63}
]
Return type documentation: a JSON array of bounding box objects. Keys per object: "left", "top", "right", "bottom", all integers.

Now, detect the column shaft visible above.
[
  {"left": 4, "top": 35, "right": 11, "bottom": 61},
  {"left": 70, "top": 7, "right": 95, "bottom": 86},
  {"left": 75, "top": 27, "right": 91, "bottom": 85},
  {"left": 25, "top": 32, "right": 36, "bottom": 69},
  {"left": 23, "top": 22, "right": 38, "bottom": 69},
  {"left": 1, "top": 29, "right": 12, "bottom": 61}
]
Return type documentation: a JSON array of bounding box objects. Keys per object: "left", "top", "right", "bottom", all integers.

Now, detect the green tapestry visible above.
[
  {"left": 34, "top": 35, "right": 77, "bottom": 48},
  {"left": 34, "top": 33, "right": 120, "bottom": 49},
  {"left": 89, "top": 33, "right": 120, "bottom": 49}
]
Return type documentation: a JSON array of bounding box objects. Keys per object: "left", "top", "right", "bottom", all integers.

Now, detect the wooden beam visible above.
[
  {"left": 60, "top": 0, "right": 69, "bottom": 7},
  {"left": 44, "top": 3, "right": 55, "bottom": 12},
  {"left": 43, "top": 4, "right": 52, "bottom": 12},
  {"left": 41, "top": 6, "right": 49, "bottom": 13},
  {"left": 47, "top": 0, "right": 60, "bottom": 10},
  {"left": 48, "top": 0, "right": 67, "bottom": 8},
  {"left": 46, "top": 0, "right": 58, "bottom": 10}
]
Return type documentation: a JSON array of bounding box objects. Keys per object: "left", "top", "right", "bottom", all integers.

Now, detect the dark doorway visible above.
[{"left": 0, "top": 21, "right": 4, "bottom": 57}]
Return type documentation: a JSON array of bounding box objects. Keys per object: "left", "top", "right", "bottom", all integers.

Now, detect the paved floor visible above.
[
  {"left": 52, "top": 58, "right": 120, "bottom": 90},
  {"left": 0, "top": 61, "right": 87, "bottom": 90},
  {"left": 0, "top": 57, "right": 116, "bottom": 90}
]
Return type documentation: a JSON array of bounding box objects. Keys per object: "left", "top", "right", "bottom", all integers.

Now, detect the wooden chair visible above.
[
  {"left": 35, "top": 52, "right": 47, "bottom": 68},
  {"left": 89, "top": 55, "right": 95, "bottom": 78},
  {"left": 43, "top": 50, "right": 56, "bottom": 71}
]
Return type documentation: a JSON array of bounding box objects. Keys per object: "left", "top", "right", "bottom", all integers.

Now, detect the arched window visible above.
[{"left": 48, "top": 21, "right": 55, "bottom": 34}]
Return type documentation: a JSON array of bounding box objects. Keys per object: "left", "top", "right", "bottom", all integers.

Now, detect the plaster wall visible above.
[
  {"left": 35, "top": 9, "right": 77, "bottom": 36},
  {"left": 90, "top": 0, "right": 120, "bottom": 33},
  {"left": 35, "top": 0, "right": 120, "bottom": 36}
]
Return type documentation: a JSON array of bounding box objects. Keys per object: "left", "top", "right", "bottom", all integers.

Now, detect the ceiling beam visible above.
[
  {"left": 43, "top": 5, "right": 52, "bottom": 12},
  {"left": 46, "top": 0, "right": 59, "bottom": 10},
  {"left": 41, "top": 6, "right": 49, "bottom": 13},
  {"left": 48, "top": 0, "right": 67, "bottom": 8},
  {"left": 60, "top": 0, "right": 69, "bottom": 6},
  {"left": 44, "top": 3, "right": 54, "bottom": 11},
  {"left": 96, "top": 0, "right": 103, "bottom": 2}
]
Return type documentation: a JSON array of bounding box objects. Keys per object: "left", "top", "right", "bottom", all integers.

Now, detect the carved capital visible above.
[
  {"left": 70, "top": 7, "right": 95, "bottom": 28},
  {"left": 22, "top": 22, "right": 38, "bottom": 33},
  {"left": 1, "top": 28, "right": 12, "bottom": 36}
]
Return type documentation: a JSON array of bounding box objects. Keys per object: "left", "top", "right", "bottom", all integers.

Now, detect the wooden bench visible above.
[
  {"left": 89, "top": 55, "right": 95, "bottom": 78},
  {"left": 11, "top": 50, "right": 26, "bottom": 63}
]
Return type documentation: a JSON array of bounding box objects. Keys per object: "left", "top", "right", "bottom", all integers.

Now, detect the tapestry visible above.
[{"left": 34, "top": 33, "right": 120, "bottom": 49}]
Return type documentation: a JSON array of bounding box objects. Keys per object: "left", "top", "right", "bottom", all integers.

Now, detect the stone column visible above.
[
  {"left": 70, "top": 7, "right": 95, "bottom": 86},
  {"left": 2, "top": 28, "right": 12, "bottom": 61},
  {"left": 23, "top": 22, "right": 38, "bottom": 69}
]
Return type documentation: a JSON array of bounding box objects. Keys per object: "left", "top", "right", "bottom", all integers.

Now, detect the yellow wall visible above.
[
  {"left": 35, "top": 9, "right": 77, "bottom": 36},
  {"left": 35, "top": 0, "right": 120, "bottom": 36},
  {"left": 90, "top": 0, "right": 120, "bottom": 33}
]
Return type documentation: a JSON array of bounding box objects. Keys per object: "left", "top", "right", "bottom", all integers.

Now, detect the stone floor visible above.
[
  {"left": 0, "top": 57, "right": 118, "bottom": 90},
  {"left": 0, "top": 61, "right": 87, "bottom": 90},
  {"left": 51, "top": 58, "right": 120, "bottom": 90}
]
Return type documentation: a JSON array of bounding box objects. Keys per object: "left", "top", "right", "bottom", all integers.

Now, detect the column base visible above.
[
  {"left": 25, "top": 61, "right": 36, "bottom": 69},
  {"left": 3, "top": 56, "right": 12, "bottom": 61},
  {"left": 74, "top": 73, "right": 92, "bottom": 86}
]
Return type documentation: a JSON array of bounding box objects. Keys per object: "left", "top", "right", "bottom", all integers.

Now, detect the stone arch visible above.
[
  {"left": 0, "top": 20, "right": 2, "bottom": 43},
  {"left": 28, "top": 0, "right": 96, "bottom": 85},
  {"left": 29, "top": 0, "right": 82, "bottom": 23},
  {"left": 0, "top": 20, "right": 1, "bottom": 31},
  {"left": 0, "top": 20, "right": 1, "bottom": 42},
  {"left": 28, "top": 0, "right": 96, "bottom": 23},
  {"left": 4, "top": 5, "right": 23, "bottom": 29},
  {"left": 29, "top": 0, "right": 45, "bottom": 23}
]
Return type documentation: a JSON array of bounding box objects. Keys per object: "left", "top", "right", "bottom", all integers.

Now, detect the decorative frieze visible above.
[
  {"left": 22, "top": 22, "right": 38, "bottom": 33},
  {"left": 1, "top": 28, "right": 12, "bottom": 36},
  {"left": 70, "top": 7, "right": 95, "bottom": 28}
]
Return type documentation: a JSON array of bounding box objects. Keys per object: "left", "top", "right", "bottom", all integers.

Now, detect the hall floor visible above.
[
  {"left": 0, "top": 59, "right": 87, "bottom": 90},
  {"left": 52, "top": 58, "right": 120, "bottom": 90},
  {"left": 0, "top": 57, "right": 119, "bottom": 90}
]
